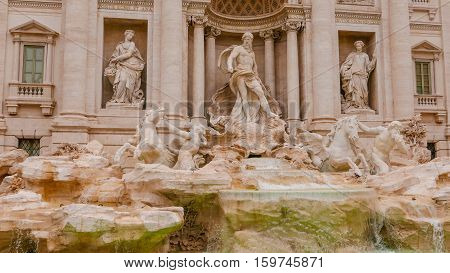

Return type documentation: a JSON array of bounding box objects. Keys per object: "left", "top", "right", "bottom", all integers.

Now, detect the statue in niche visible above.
[
  {"left": 340, "top": 40, "right": 377, "bottom": 113},
  {"left": 104, "top": 29, "right": 145, "bottom": 106},
  {"left": 209, "top": 32, "right": 287, "bottom": 155}
]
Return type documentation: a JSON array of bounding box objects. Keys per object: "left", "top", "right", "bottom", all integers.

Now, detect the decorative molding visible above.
[
  {"left": 282, "top": 20, "right": 304, "bottom": 32},
  {"left": 259, "top": 29, "right": 281, "bottom": 40},
  {"left": 335, "top": 11, "right": 381, "bottom": 25},
  {"left": 410, "top": 22, "right": 442, "bottom": 31},
  {"left": 8, "top": 0, "right": 62, "bottom": 10},
  {"left": 184, "top": 0, "right": 210, "bottom": 16},
  {"left": 336, "top": 0, "right": 374, "bottom": 6},
  {"left": 206, "top": 4, "right": 305, "bottom": 33},
  {"left": 190, "top": 15, "right": 208, "bottom": 27},
  {"left": 10, "top": 20, "right": 59, "bottom": 43},
  {"left": 205, "top": 26, "right": 221, "bottom": 38},
  {"left": 98, "top": 0, "right": 153, "bottom": 12},
  {"left": 210, "top": 0, "right": 284, "bottom": 17}
]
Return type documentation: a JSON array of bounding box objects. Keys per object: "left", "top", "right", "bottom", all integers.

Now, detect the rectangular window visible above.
[
  {"left": 18, "top": 138, "right": 41, "bottom": 156},
  {"left": 22, "top": 45, "right": 45, "bottom": 84},
  {"left": 415, "top": 61, "right": 432, "bottom": 95}
]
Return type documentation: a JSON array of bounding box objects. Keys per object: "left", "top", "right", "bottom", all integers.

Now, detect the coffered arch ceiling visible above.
[
  {"left": 210, "top": 0, "right": 284, "bottom": 17},
  {"left": 206, "top": 0, "right": 304, "bottom": 33}
]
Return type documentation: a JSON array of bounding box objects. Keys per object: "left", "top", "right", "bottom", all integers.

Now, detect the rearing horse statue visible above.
[{"left": 299, "top": 116, "right": 369, "bottom": 176}]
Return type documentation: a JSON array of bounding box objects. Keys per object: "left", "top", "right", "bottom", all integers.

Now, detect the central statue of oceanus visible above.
[{"left": 208, "top": 32, "right": 287, "bottom": 155}]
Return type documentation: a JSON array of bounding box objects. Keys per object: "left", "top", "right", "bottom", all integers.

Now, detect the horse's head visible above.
[
  {"left": 338, "top": 116, "right": 360, "bottom": 143},
  {"left": 144, "top": 108, "right": 165, "bottom": 124}
]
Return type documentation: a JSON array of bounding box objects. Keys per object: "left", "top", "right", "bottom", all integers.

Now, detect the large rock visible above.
[
  {"left": 80, "top": 177, "right": 127, "bottom": 205},
  {"left": 375, "top": 196, "right": 449, "bottom": 252},
  {"left": 0, "top": 198, "right": 184, "bottom": 253},
  {"left": 124, "top": 164, "right": 231, "bottom": 204},
  {"left": 16, "top": 156, "right": 121, "bottom": 203},
  {"left": 367, "top": 157, "right": 450, "bottom": 196},
  {"left": 0, "top": 149, "right": 28, "bottom": 177}
]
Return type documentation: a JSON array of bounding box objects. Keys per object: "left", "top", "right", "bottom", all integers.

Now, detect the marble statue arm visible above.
[
  {"left": 252, "top": 53, "right": 259, "bottom": 76},
  {"left": 367, "top": 53, "right": 377, "bottom": 73},
  {"left": 112, "top": 42, "right": 136, "bottom": 62},
  {"left": 163, "top": 120, "right": 190, "bottom": 139},
  {"left": 393, "top": 131, "right": 410, "bottom": 154},
  {"left": 227, "top": 47, "right": 239, "bottom": 73},
  {"left": 358, "top": 122, "right": 384, "bottom": 135}
]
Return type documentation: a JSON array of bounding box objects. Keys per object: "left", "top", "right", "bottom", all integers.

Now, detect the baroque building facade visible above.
[{"left": 0, "top": 0, "right": 450, "bottom": 157}]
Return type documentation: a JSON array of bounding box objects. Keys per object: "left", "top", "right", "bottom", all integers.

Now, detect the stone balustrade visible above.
[
  {"left": 414, "top": 94, "right": 446, "bottom": 123},
  {"left": 5, "top": 82, "right": 55, "bottom": 116}
]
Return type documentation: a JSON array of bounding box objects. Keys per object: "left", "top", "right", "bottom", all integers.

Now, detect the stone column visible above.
[
  {"left": 441, "top": 0, "right": 450, "bottom": 156},
  {"left": 191, "top": 16, "right": 208, "bottom": 124},
  {"left": 0, "top": 3, "right": 8, "bottom": 150},
  {"left": 160, "top": 0, "right": 185, "bottom": 121},
  {"left": 283, "top": 21, "right": 302, "bottom": 131},
  {"left": 388, "top": 0, "right": 414, "bottom": 120},
  {"left": 51, "top": 0, "right": 90, "bottom": 147},
  {"left": 259, "top": 30, "right": 279, "bottom": 95},
  {"left": 205, "top": 27, "right": 221, "bottom": 103},
  {"left": 45, "top": 38, "right": 53, "bottom": 84},
  {"left": 59, "top": 0, "right": 89, "bottom": 118},
  {"left": 311, "top": 0, "right": 336, "bottom": 129},
  {"left": 12, "top": 37, "right": 20, "bottom": 83}
]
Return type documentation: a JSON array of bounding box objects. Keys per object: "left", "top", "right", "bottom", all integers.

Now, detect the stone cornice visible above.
[
  {"left": 98, "top": 0, "right": 153, "bottom": 12},
  {"left": 335, "top": 10, "right": 381, "bottom": 25},
  {"left": 184, "top": 0, "right": 210, "bottom": 16},
  {"left": 410, "top": 22, "right": 442, "bottom": 32},
  {"left": 8, "top": 0, "right": 62, "bottom": 10}
]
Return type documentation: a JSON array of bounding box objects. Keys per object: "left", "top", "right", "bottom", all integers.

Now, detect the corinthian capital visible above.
[
  {"left": 259, "top": 30, "right": 281, "bottom": 40},
  {"left": 205, "top": 26, "right": 221, "bottom": 38},
  {"left": 191, "top": 15, "right": 208, "bottom": 27},
  {"left": 282, "top": 20, "right": 304, "bottom": 32}
]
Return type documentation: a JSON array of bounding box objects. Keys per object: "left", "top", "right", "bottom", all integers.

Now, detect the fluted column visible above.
[
  {"left": 283, "top": 21, "right": 302, "bottom": 131},
  {"left": 311, "top": 0, "right": 336, "bottom": 127},
  {"left": 160, "top": 0, "right": 185, "bottom": 120},
  {"left": 388, "top": 0, "right": 414, "bottom": 120},
  {"left": 205, "top": 27, "right": 221, "bottom": 103},
  {"left": 191, "top": 16, "right": 208, "bottom": 124},
  {"left": 259, "top": 30, "right": 279, "bottom": 95}
]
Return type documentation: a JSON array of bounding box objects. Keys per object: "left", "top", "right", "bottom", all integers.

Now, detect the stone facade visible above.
[{"left": 1, "top": 0, "right": 450, "bottom": 157}]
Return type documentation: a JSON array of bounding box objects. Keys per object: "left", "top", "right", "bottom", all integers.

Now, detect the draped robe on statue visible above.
[
  {"left": 209, "top": 45, "right": 281, "bottom": 132},
  {"left": 340, "top": 52, "right": 376, "bottom": 111},
  {"left": 105, "top": 41, "right": 145, "bottom": 104}
]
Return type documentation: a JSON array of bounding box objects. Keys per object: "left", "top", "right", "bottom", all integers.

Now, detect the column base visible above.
[{"left": 310, "top": 117, "right": 337, "bottom": 134}]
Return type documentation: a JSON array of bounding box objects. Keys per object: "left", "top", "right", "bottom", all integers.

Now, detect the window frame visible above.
[
  {"left": 19, "top": 42, "right": 47, "bottom": 84},
  {"left": 414, "top": 58, "right": 435, "bottom": 96}
]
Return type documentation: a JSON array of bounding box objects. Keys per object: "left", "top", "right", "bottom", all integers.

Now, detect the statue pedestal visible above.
[
  {"left": 344, "top": 108, "right": 376, "bottom": 116},
  {"left": 106, "top": 102, "right": 142, "bottom": 111}
]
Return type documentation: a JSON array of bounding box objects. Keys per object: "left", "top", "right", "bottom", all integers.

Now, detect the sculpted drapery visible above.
[
  {"left": 209, "top": 32, "right": 280, "bottom": 131},
  {"left": 104, "top": 30, "right": 145, "bottom": 105},
  {"left": 340, "top": 40, "right": 376, "bottom": 112}
]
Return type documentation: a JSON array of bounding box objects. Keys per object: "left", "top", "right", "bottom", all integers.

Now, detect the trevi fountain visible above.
[{"left": 0, "top": 29, "right": 449, "bottom": 253}]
